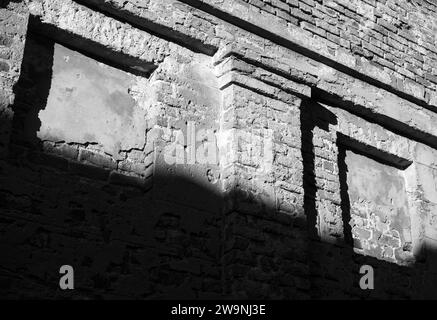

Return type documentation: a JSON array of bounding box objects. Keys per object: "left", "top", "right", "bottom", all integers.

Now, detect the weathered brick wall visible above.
[
  {"left": 0, "top": 1, "right": 27, "bottom": 158},
  {"left": 245, "top": 0, "right": 437, "bottom": 97},
  {"left": 1, "top": 0, "right": 437, "bottom": 299},
  {"left": 200, "top": 0, "right": 437, "bottom": 106}
]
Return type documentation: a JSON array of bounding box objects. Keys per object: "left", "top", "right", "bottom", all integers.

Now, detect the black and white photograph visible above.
[{"left": 0, "top": 0, "right": 437, "bottom": 309}]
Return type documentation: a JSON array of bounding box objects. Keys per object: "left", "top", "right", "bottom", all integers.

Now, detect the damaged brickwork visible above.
[{"left": 0, "top": 0, "right": 437, "bottom": 299}]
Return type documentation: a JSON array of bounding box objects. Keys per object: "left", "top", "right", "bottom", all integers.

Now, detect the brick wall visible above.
[
  {"left": 0, "top": 1, "right": 27, "bottom": 158},
  {"left": 248, "top": 0, "right": 437, "bottom": 96},
  {"left": 207, "top": 0, "right": 437, "bottom": 106},
  {"left": 1, "top": 0, "right": 437, "bottom": 299}
]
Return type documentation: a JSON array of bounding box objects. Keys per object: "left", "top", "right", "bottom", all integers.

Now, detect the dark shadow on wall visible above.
[
  {"left": 312, "top": 88, "right": 437, "bottom": 150},
  {"left": 337, "top": 147, "right": 353, "bottom": 247},
  {"left": 299, "top": 100, "right": 437, "bottom": 299},
  {"left": 2, "top": 26, "right": 437, "bottom": 300},
  {"left": 0, "top": 0, "right": 21, "bottom": 8},
  {"left": 9, "top": 20, "right": 158, "bottom": 153},
  {"left": 1, "top": 93, "right": 437, "bottom": 298},
  {"left": 300, "top": 100, "right": 357, "bottom": 298},
  {"left": 10, "top": 32, "right": 54, "bottom": 149},
  {"left": 1, "top": 102, "right": 437, "bottom": 298},
  {"left": 2, "top": 115, "right": 437, "bottom": 299},
  {"left": 73, "top": 0, "right": 217, "bottom": 56},
  {"left": 336, "top": 133, "right": 413, "bottom": 252},
  {"left": 300, "top": 100, "right": 338, "bottom": 242},
  {"left": 27, "top": 16, "right": 158, "bottom": 78}
]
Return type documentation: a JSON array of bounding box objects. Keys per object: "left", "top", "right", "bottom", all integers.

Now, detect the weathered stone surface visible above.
[
  {"left": 0, "top": 0, "right": 437, "bottom": 300},
  {"left": 38, "top": 43, "right": 147, "bottom": 157},
  {"left": 346, "top": 150, "right": 412, "bottom": 263}
]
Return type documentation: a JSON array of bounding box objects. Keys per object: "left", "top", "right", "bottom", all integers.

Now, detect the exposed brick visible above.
[
  {"left": 1, "top": 0, "right": 437, "bottom": 301},
  {"left": 301, "top": 21, "right": 326, "bottom": 37},
  {"left": 0, "top": 60, "right": 9, "bottom": 72},
  {"left": 425, "top": 73, "right": 437, "bottom": 85},
  {"left": 78, "top": 149, "right": 117, "bottom": 170},
  {"left": 377, "top": 18, "right": 398, "bottom": 33}
]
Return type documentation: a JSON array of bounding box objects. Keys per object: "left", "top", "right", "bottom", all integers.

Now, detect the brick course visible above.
[{"left": 0, "top": 0, "right": 437, "bottom": 299}]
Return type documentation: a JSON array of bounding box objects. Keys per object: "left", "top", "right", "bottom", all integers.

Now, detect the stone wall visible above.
[
  {"left": 234, "top": 0, "right": 437, "bottom": 104},
  {"left": 0, "top": 0, "right": 437, "bottom": 299}
]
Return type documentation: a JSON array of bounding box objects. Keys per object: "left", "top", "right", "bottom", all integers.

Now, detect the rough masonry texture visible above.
[{"left": 0, "top": 0, "right": 437, "bottom": 299}]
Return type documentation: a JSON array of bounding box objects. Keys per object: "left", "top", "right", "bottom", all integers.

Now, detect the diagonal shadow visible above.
[{"left": 2, "top": 26, "right": 437, "bottom": 300}]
